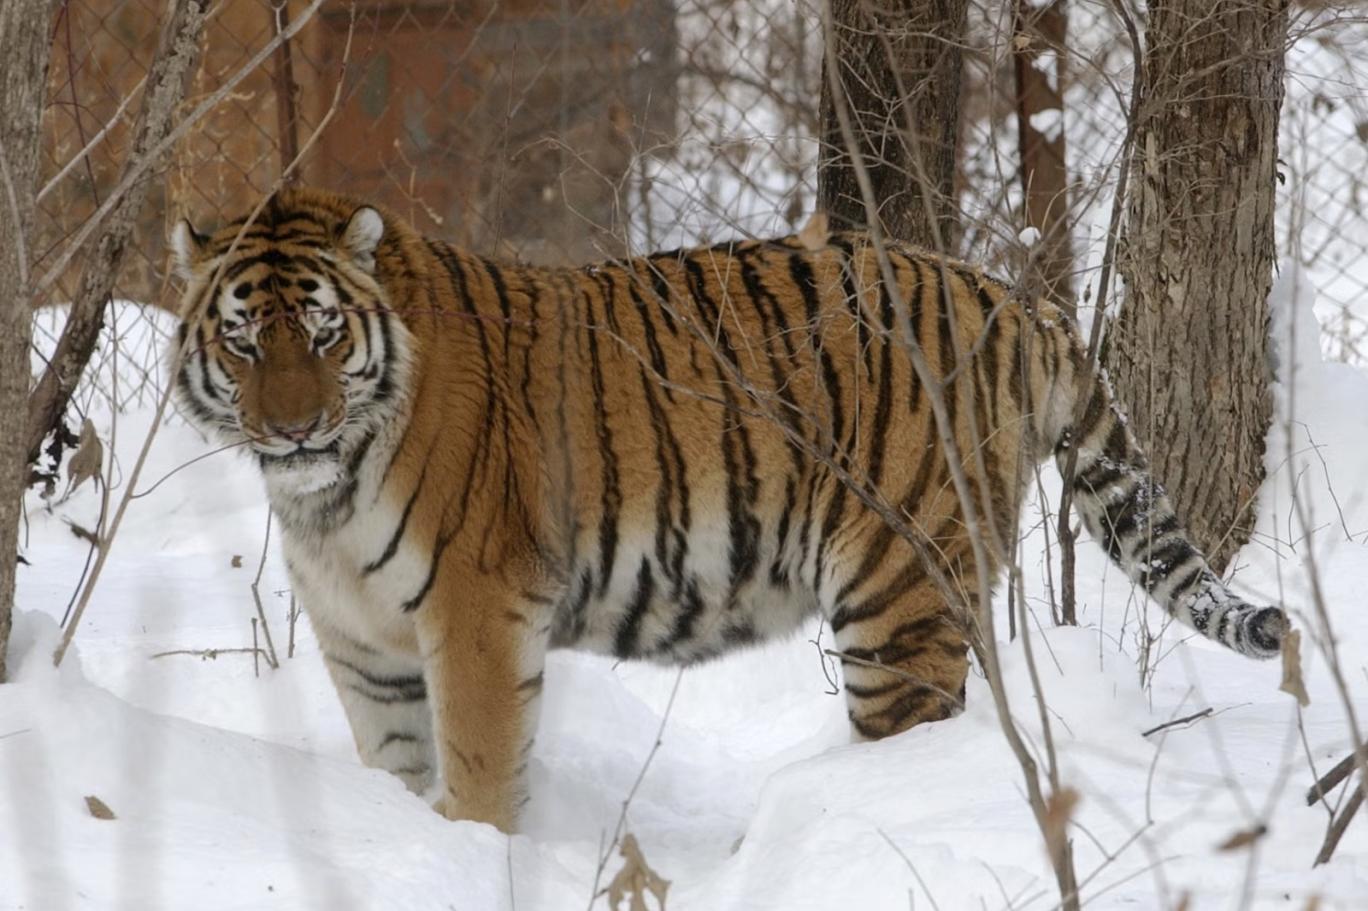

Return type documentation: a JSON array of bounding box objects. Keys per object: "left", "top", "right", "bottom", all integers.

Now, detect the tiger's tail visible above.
[{"left": 1046, "top": 341, "right": 1285, "bottom": 659}]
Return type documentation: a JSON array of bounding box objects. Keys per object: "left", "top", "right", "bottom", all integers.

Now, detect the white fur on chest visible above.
[{"left": 280, "top": 487, "right": 428, "bottom": 658}]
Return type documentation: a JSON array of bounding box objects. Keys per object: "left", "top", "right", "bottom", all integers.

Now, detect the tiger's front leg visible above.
[
  {"left": 311, "top": 617, "right": 437, "bottom": 796},
  {"left": 414, "top": 572, "right": 551, "bottom": 832}
]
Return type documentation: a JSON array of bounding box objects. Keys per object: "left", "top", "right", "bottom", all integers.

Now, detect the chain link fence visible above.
[{"left": 32, "top": 0, "right": 1368, "bottom": 420}]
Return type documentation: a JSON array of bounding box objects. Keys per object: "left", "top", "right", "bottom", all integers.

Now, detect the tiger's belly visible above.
[
  {"left": 548, "top": 523, "right": 821, "bottom": 664},
  {"left": 280, "top": 494, "right": 821, "bottom": 666}
]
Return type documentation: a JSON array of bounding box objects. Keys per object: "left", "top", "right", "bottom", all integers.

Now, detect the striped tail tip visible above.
[
  {"left": 1184, "top": 583, "right": 1287, "bottom": 660},
  {"left": 1236, "top": 605, "right": 1287, "bottom": 660}
]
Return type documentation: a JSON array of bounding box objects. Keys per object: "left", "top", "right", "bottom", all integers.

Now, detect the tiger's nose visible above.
[{"left": 267, "top": 416, "right": 320, "bottom": 443}]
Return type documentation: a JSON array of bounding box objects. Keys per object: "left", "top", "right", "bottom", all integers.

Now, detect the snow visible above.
[
  {"left": 1018, "top": 225, "right": 1042, "bottom": 247},
  {"left": 1028, "top": 107, "right": 1063, "bottom": 143},
  {"left": 1032, "top": 51, "right": 1061, "bottom": 96}
]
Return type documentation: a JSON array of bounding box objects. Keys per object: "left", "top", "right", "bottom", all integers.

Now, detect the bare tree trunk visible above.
[
  {"left": 1109, "top": 0, "right": 1287, "bottom": 573},
  {"left": 25, "top": 0, "right": 212, "bottom": 470},
  {"left": 270, "top": 0, "right": 301, "bottom": 182},
  {"left": 0, "top": 0, "right": 59, "bottom": 682},
  {"left": 1012, "top": 0, "right": 1075, "bottom": 314},
  {"left": 819, "top": 0, "right": 968, "bottom": 251}
]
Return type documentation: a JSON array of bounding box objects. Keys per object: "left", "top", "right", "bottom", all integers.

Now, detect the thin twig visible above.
[
  {"left": 37, "top": 71, "right": 148, "bottom": 205},
  {"left": 1306, "top": 746, "right": 1368, "bottom": 806},
  {"left": 150, "top": 647, "right": 263, "bottom": 661},
  {"left": 1140, "top": 708, "right": 1213, "bottom": 738},
  {"left": 1313, "top": 781, "right": 1363, "bottom": 867},
  {"left": 878, "top": 829, "right": 943, "bottom": 911},
  {"left": 810, "top": 629, "right": 841, "bottom": 696},
  {"left": 129, "top": 438, "right": 256, "bottom": 500},
  {"left": 249, "top": 511, "right": 280, "bottom": 670},
  {"left": 287, "top": 593, "right": 299, "bottom": 659},
  {"left": 823, "top": 648, "right": 966, "bottom": 711},
  {"left": 587, "top": 669, "right": 684, "bottom": 908}
]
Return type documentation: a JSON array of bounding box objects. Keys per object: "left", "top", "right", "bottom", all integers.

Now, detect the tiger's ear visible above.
[
  {"left": 169, "top": 218, "right": 208, "bottom": 281},
  {"left": 339, "top": 206, "right": 384, "bottom": 273}
]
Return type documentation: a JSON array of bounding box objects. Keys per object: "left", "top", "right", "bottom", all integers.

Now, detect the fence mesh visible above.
[{"left": 32, "top": 0, "right": 1368, "bottom": 416}]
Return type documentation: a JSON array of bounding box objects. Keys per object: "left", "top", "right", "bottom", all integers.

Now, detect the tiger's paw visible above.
[{"left": 430, "top": 790, "right": 461, "bottom": 821}]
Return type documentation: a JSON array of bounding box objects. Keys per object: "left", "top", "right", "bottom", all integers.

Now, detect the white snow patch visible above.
[{"left": 1028, "top": 107, "right": 1064, "bottom": 142}]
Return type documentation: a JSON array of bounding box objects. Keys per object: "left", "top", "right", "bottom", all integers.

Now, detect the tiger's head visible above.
[{"left": 169, "top": 191, "right": 411, "bottom": 496}]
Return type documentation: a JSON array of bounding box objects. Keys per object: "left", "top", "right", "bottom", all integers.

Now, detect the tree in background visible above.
[
  {"left": 0, "top": 0, "right": 58, "bottom": 681},
  {"left": 1109, "top": 0, "right": 1287, "bottom": 572},
  {"left": 1012, "top": 0, "right": 1074, "bottom": 314},
  {"left": 819, "top": 0, "right": 968, "bottom": 250}
]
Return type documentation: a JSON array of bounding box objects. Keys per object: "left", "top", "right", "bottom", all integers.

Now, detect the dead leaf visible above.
[
  {"left": 1173, "top": 894, "right": 1191, "bottom": 911},
  {"left": 231, "top": 555, "right": 243, "bottom": 569},
  {"left": 797, "top": 211, "right": 829, "bottom": 252},
  {"left": 1303, "top": 895, "right": 1322, "bottom": 911},
  {"left": 1011, "top": 34, "right": 1032, "bottom": 52},
  {"left": 84, "top": 795, "right": 116, "bottom": 820},
  {"left": 1280, "top": 628, "right": 1310, "bottom": 707},
  {"left": 67, "top": 418, "right": 103, "bottom": 494},
  {"left": 1042, "top": 787, "right": 1080, "bottom": 864},
  {"left": 605, "top": 833, "right": 669, "bottom": 911},
  {"left": 1216, "top": 823, "right": 1267, "bottom": 852}
]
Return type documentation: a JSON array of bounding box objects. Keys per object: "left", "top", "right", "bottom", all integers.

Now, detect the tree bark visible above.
[
  {"left": 1012, "top": 0, "right": 1075, "bottom": 314},
  {"left": 1109, "top": 0, "right": 1287, "bottom": 572},
  {"left": 0, "top": 0, "right": 60, "bottom": 682},
  {"left": 25, "top": 0, "right": 212, "bottom": 471},
  {"left": 819, "top": 0, "right": 968, "bottom": 251}
]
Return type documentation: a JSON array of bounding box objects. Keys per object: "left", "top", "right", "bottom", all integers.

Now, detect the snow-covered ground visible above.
[{"left": 5, "top": 267, "right": 1367, "bottom": 911}]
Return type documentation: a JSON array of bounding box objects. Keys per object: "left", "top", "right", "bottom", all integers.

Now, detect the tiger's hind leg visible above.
[{"left": 826, "top": 544, "right": 974, "bottom": 740}]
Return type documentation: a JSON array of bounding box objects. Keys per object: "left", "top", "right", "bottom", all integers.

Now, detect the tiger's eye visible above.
[
  {"left": 233, "top": 282, "right": 251, "bottom": 299},
  {"left": 299, "top": 278, "right": 319, "bottom": 292},
  {"left": 313, "top": 326, "right": 337, "bottom": 351}
]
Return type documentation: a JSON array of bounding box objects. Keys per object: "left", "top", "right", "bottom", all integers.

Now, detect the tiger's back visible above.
[{"left": 170, "top": 187, "right": 1283, "bottom": 832}]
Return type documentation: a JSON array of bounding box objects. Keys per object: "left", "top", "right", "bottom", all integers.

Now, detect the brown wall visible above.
[{"left": 37, "top": 0, "right": 677, "bottom": 306}]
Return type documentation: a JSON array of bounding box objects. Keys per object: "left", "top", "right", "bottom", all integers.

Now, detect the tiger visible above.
[{"left": 167, "top": 186, "right": 1286, "bottom": 833}]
